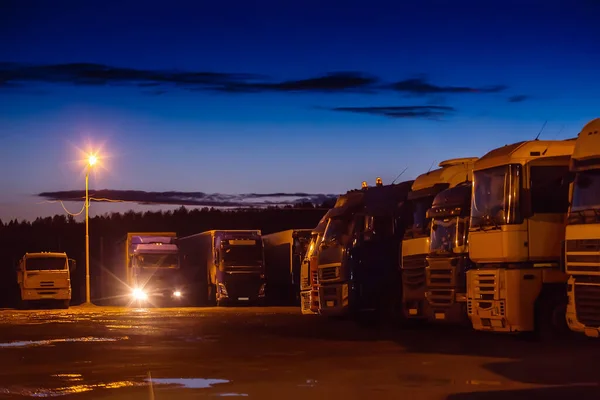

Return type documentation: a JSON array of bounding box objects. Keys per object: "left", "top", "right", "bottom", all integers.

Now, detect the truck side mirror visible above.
[{"left": 68, "top": 258, "right": 77, "bottom": 272}]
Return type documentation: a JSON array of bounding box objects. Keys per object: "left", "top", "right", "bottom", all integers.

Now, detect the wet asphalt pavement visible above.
[{"left": 0, "top": 307, "right": 599, "bottom": 399}]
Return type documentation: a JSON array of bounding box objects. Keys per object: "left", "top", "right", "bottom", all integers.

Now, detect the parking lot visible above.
[{"left": 0, "top": 306, "right": 599, "bottom": 399}]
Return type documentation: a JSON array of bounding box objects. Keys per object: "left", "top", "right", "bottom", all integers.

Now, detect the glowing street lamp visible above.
[{"left": 84, "top": 153, "right": 97, "bottom": 305}]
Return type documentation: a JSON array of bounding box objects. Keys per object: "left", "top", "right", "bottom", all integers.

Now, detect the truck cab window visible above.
[{"left": 530, "top": 165, "right": 570, "bottom": 214}]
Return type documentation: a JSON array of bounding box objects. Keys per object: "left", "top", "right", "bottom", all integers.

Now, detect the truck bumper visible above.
[
  {"left": 22, "top": 288, "right": 71, "bottom": 301},
  {"left": 300, "top": 290, "right": 316, "bottom": 314},
  {"left": 218, "top": 279, "right": 266, "bottom": 305},
  {"left": 318, "top": 283, "right": 349, "bottom": 317},
  {"left": 425, "top": 291, "right": 469, "bottom": 325},
  {"left": 566, "top": 277, "right": 600, "bottom": 338},
  {"left": 468, "top": 299, "right": 522, "bottom": 333}
]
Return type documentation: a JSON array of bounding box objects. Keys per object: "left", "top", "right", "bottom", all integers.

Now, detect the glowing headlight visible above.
[
  {"left": 173, "top": 291, "right": 182, "bottom": 298},
  {"left": 132, "top": 288, "right": 148, "bottom": 300}
]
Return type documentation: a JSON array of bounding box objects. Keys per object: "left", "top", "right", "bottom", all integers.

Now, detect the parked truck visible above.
[
  {"left": 565, "top": 118, "right": 600, "bottom": 338},
  {"left": 263, "top": 229, "right": 312, "bottom": 305},
  {"left": 120, "top": 232, "right": 185, "bottom": 307},
  {"left": 466, "top": 139, "right": 574, "bottom": 335},
  {"left": 401, "top": 158, "right": 478, "bottom": 321},
  {"left": 17, "top": 252, "right": 75, "bottom": 309},
  {"left": 300, "top": 211, "right": 332, "bottom": 314},
  {"left": 424, "top": 181, "right": 473, "bottom": 324},
  {"left": 178, "top": 230, "right": 266, "bottom": 306},
  {"left": 317, "top": 190, "right": 366, "bottom": 316},
  {"left": 317, "top": 178, "right": 414, "bottom": 320},
  {"left": 348, "top": 179, "right": 414, "bottom": 322}
]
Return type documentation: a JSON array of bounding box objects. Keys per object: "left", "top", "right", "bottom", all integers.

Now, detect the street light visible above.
[{"left": 84, "top": 153, "right": 97, "bottom": 305}]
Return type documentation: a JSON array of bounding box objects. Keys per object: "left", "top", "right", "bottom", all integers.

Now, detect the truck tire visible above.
[
  {"left": 532, "top": 287, "right": 570, "bottom": 341},
  {"left": 18, "top": 299, "right": 30, "bottom": 310},
  {"left": 58, "top": 300, "right": 70, "bottom": 309},
  {"left": 208, "top": 283, "right": 217, "bottom": 306}
]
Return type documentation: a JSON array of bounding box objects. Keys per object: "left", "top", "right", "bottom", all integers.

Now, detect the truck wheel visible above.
[
  {"left": 58, "top": 300, "right": 70, "bottom": 309},
  {"left": 208, "top": 284, "right": 217, "bottom": 306},
  {"left": 18, "top": 299, "right": 29, "bottom": 310},
  {"left": 534, "top": 290, "right": 570, "bottom": 341},
  {"left": 217, "top": 298, "right": 228, "bottom": 307}
]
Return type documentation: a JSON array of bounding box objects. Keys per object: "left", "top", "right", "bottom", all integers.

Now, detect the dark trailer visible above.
[
  {"left": 178, "top": 230, "right": 266, "bottom": 306},
  {"left": 262, "top": 229, "right": 312, "bottom": 305}
]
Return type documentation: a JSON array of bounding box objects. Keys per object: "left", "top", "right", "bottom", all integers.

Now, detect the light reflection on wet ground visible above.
[
  {"left": 0, "top": 336, "right": 127, "bottom": 348},
  {"left": 0, "top": 307, "right": 599, "bottom": 399}
]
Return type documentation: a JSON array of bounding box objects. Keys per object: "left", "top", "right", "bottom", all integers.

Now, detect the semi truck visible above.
[
  {"left": 178, "top": 230, "right": 266, "bottom": 306},
  {"left": 348, "top": 179, "right": 414, "bottom": 322},
  {"left": 424, "top": 181, "right": 473, "bottom": 324},
  {"left": 317, "top": 190, "right": 366, "bottom": 316},
  {"left": 565, "top": 118, "right": 600, "bottom": 338},
  {"left": 17, "top": 252, "right": 75, "bottom": 309},
  {"left": 120, "top": 232, "right": 185, "bottom": 307},
  {"left": 300, "top": 211, "right": 332, "bottom": 314},
  {"left": 263, "top": 229, "right": 312, "bottom": 305},
  {"left": 317, "top": 178, "right": 414, "bottom": 320},
  {"left": 401, "top": 158, "right": 478, "bottom": 321},
  {"left": 466, "top": 139, "right": 575, "bottom": 335}
]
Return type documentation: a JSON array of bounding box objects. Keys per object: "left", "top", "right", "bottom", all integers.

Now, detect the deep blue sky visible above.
[{"left": 1, "top": 0, "right": 599, "bottom": 221}]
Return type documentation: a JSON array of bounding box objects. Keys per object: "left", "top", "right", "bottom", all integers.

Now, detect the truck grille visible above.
[
  {"left": 567, "top": 239, "right": 600, "bottom": 252},
  {"left": 428, "top": 268, "right": 452, "bottom": 285},
  {"left": 468, "top": 269, "right": 505, "bottom": 316},
  {"left": 319, "top": 266, "right": 338, "bottom": 281},
  {"left": 301, "top": 292, "right": 311, "bottom": 312},
  {"left": 311, "top": 270, "right": 319, "bottom": 286},
  {"left": 40, "top": 281, "right": 55, "bottom": 287},
  {"left": 402, "top": 254, "right": 427, "bottom": 289},
  {"left": 428, "top": 289, "right": 454, "bottom": 306},
  {"left": 575, "top": 284, "right": 600, "bottom": 328},
  {"left": 566, "top": 239, "right": 600, "bottom": 274}
]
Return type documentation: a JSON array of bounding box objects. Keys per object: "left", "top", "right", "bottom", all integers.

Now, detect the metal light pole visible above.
[{"left": 84, "top": 154, "right": 97, "bottom": 305}]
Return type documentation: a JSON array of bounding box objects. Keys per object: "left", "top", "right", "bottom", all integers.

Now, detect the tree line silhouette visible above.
[{"left": 0, "top": 201, "right": 332, "bottom": 307}]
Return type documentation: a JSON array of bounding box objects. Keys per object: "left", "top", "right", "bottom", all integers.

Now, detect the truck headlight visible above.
[
  {"left": 173, "top": 291, "right": 182, "bottom": 298},
  {"left": 132, "top": 288, "right": 148, "bottom": 300}
]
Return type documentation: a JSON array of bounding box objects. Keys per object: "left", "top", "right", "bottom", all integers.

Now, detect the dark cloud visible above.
[
  {"left": 328, "top": 105, "right": 455, "bottom": 120},
  {"left": 217, "top": 72, "right": 378, "bottom": 93},
  {"left": 508, "top": 94, "right": 529, "bottom": 103},
  {"left": 0, "top": 62, "right": 263, "bottom": 92},
  {"left": 39, "top": 190, "right": 338, "bottom": 208},
  {"left": 1, "top": 63, "right": 508, "bottom": 99},
  {"left": 390, "top": 78, "right": 507, "bottom": 95}
]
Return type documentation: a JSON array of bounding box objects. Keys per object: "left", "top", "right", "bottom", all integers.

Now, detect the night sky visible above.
[{"left": 1, "top": 0, "right": 599, "bottom": 221}]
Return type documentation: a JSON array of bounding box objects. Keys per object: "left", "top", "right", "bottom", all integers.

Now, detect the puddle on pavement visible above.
[
  {"left": 148, "top": 378, "right": 230, "bottom": 389},
  {"left": 0, "top": 381, "right": 144, "bottom": 397},
  {"left": 298, "top": 379, "right": 318, "bottom": 388},
  {"left": 0, "top": 375, "right": 233, "bottom": 397},
  {"left": 52, "top": 374, "right": 83, "bottom": 382},
  {"left": 0, "top": 336, "right": 128, "bottom": 348}
]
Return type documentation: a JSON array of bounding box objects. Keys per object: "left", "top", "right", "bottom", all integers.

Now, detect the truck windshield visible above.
[
  {"left": 571, "top": 169, "right": 600, "bottom": 211},
  {"left": 323, "top": 217, "right": 353, "bottom": 244},
  {"left": 404, "top": 196, "right": 434, "bottom": 239},
  {"left": 222, "top": 244, "right": 263, "bottom": 266},
  {"left": 430, "top": 217, "right": 468, "bottom": 255},
  {"left": 136, "top": 253, "right": 179, "bottom": 268},
  {"left": 305, "top": 236, "right": 318, "bottom": 259},
  {"left": 471, "top": 164, "right": 521, "bottom": 228},
  {"left": 26, "top": 257, "right": 67, "bottom": 271},
  {"left": 294, "top": 234, "right": 311, "bottom": 256}
]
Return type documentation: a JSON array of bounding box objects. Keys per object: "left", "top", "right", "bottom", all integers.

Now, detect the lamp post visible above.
[{"left": 84, "top": 154, "right": 97, "bottom": 305}]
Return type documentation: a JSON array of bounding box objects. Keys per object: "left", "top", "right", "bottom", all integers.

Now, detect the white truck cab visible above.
[{"left": 17, "top": 252, "right": 76, "bottom": 309}]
